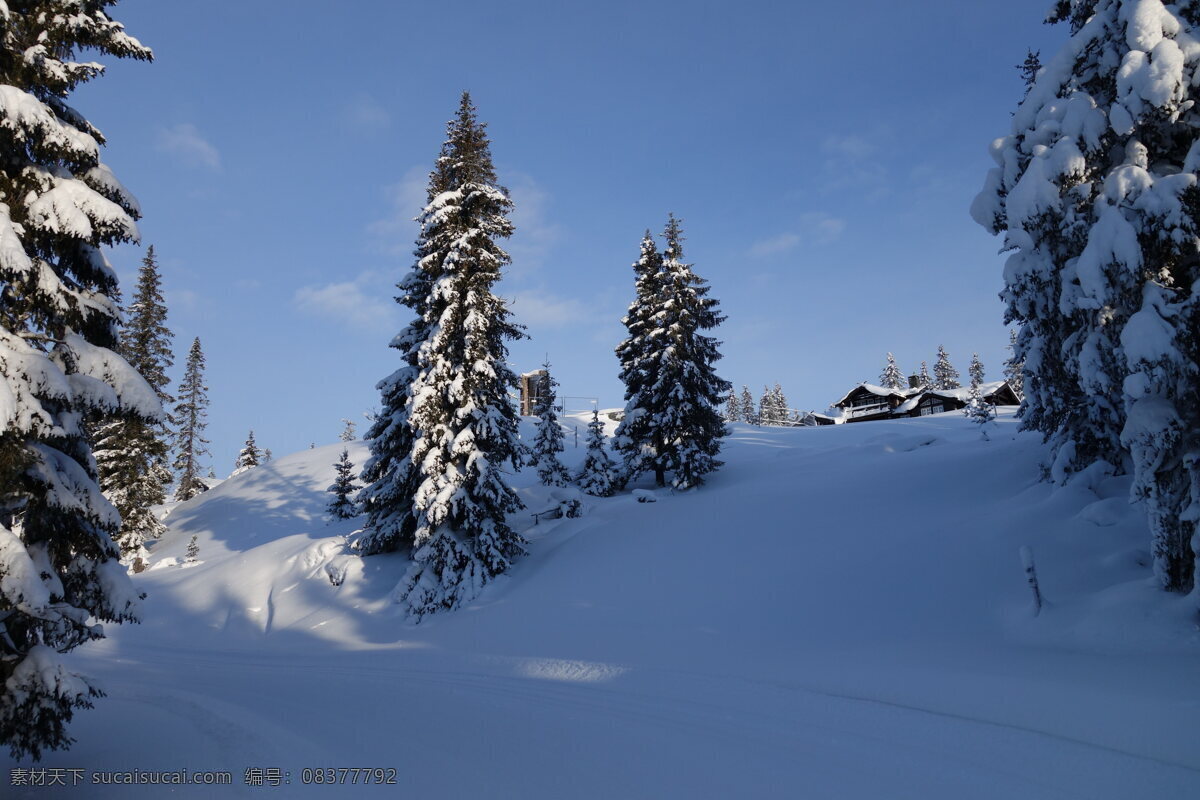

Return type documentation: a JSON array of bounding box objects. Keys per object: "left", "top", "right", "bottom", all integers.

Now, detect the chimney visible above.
[{"left": 908, "top": 374, "right": 920, "bottom": 389}]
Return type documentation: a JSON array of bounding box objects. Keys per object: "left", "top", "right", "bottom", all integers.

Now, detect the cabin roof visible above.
[{"left": 832, "top": 382, "right": 916, "bottom": 408}]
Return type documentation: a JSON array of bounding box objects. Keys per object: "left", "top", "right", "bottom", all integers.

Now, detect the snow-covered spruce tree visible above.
[
  {"left": 968, "top": 352, "right": 986, "bottom": 389},
  {"left": 613, "top": 232, "right": 666, "bottom": 479},
  {"left": 0, "top": 1, "right": 153, "bottom": 760},
  {"left": 387, "top": 93, "right": 526, "bottom": 616},
  {"left": 185, "top": 534, "right": 198, "bottom": 564},
  {"left": 758, "top": 385, "right": 777, "bottom": 425},
  {"left": 933, "top": 345, "right": 960, "bottom": 390},
  {"left": 530, "top": 360, "right": 570, "bottom": 486},
  {"left": 172, "top": 336, "right": 210, "bottom": 500},
  {"left": 262, "top": 448, "right": 272, "bottom": 463},
  {"left": 739, "top": 384, "right": 757, "bottom": 424},
  {"left": 880, "top": 352, "right": 906, "bottom": 390},
  {"left": 723, "top": 391, "right": 741, "bottom": 423},
  {"left": 918, "top": 360, "right": 933, "bottom": 390},
  {"left": 231, "top": 429, "right": 260, "bottom": 477},
  {"left": 964, "top": 383, "right": 997, "bottom": 439},
  {"left": 355, "top": 102, "right": 474, "bottom": 559},
  {"left": 339, "top": 418, "right": 356, "bottom": 442},
  {"left": 577, "top": 409, "right": 619, "bottom": 497},
  {"left": 615, "top": 215, "right": 730, "bottom": 489},
  {"left": 327, "top": 449, "right": 360, "bottom": 519},
  {"left": 973, "top": 0, "right": 1200, "bottom": 592},
  {"left": 92, "top": 246, "right": 173, "bottom": 564},
  {"left": 771, "top": 383, "right": 790, "bottom": 424}
]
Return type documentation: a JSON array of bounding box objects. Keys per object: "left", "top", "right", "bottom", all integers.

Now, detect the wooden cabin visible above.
[
  {"left": 832, "top": 383, "right": 912, "bottom": 422},
  {"left": 832, "top": 381, "right": 1019, "bottom": 423}
]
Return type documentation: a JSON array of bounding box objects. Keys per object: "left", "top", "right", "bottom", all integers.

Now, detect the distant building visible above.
[
  {"left": 832, "top": 381, "right": 1019, "bottom": 423},
  {"left": 519, "top": 369, "right": 550, "bottom": 416}
]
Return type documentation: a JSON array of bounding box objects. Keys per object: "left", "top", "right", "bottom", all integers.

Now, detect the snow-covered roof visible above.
[
  {"left": 835, "top": 380, "right": 1018, "bottom": 410},
  {"left": 832, "top": 382, "right": 916, "bottom": 408},
  {"left": 925, "top": 381, "right": 1009, "bottom": 403}
]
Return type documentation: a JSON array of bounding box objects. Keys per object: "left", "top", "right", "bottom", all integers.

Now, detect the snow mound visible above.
[{"left": 6, "top": 412, "right": 1197, "bottom": 798}]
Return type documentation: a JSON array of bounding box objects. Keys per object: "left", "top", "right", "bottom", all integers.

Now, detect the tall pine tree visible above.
[
  {"left": 92, "top": 246, "right": 174, "bottom": 565},
  {"left": 0, "top": 1, "right": 152, "bottom": 759},
  {"left": 917, "top": 360, "right": 933, "bottom": 390},
  {"left": 933, "top": 345, "right": 960, "bottom": 390},
  {"left": 968, "top": 352, "right": 985, "bottom": 389},
  {"left": 723, "top": 391, "right": 741, "bottom": 423},
  {"left": 173, "top": 337, "right": 210, "bottom": 501},
  {"left": 378, "top": 94, "right": 526, "bottom": 617},
  {"left": 771, "top": 383, "right": 789, "bottom": 423},
  {"left": 880, "top": 352, "right": 906, "bottom": 390},
  {"left": 739, "top": 384, "right": 757, "bottom": 424},
  {"left": 530, "top": 360, "right": 570, "bottom": 487},
  {"left": 355, "top": 147, "right": 449, "bottom": 557},
  {"left": 613, "top": 232, "right": 666, "bottom": 480},
  {"left": 615, "top": 215, "right": 730, "bottom": 489},
  {"left": 973, "top": 0, "right": 1200, "bottom": 593},
  {"left": 758, "top": 385, "right": 776, "bottom": 425}
]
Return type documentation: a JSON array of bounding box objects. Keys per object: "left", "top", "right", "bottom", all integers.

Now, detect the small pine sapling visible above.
[
  {"left": 964, "top": 383, "right": 997, "bottom": 439},
  {"left": 577, "top": 410, "right": 620, "bottom": 497},
  {"left": 328, "top": 449, "right": 361, "bottom": 519},
  {"left": 232, "top": 430, "right": 262, "bottom": 476},
  {"left": 186, "top": 535, "right": 200, "bottom": 564}
]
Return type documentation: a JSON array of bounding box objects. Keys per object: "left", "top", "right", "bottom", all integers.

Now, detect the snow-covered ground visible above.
[{"left": 5, "top": 410, "right": 1199, "bottom": 798}]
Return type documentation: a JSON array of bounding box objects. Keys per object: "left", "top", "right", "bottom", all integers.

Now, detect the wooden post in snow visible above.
[{"left": 1019, "top": 545, "right": 1042, "bottom": 616}]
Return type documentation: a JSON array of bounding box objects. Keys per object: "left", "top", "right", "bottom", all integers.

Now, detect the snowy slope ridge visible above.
[{"left": 5, "top": 412, "right": 1199, "bottom": 798}]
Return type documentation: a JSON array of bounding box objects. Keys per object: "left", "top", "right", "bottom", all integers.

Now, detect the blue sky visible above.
[{"left": 75, "top": 0, "right": 1066, "bottom": 470}]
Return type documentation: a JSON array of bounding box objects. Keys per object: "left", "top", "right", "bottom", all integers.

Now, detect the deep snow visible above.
[{"left": 4, "top": 410, "right": 1198, "bottom": 798}]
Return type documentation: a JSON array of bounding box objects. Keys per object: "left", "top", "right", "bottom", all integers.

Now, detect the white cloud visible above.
[
  {"left": 799, "top": 212, "right": 846, "bottom": 243},
  {"left": 820, "top": 134, "right": 877, "bottom": 161},
  {"left": 819, "top": 132, "right": 887, "bottom": 191},
  {"left": 749, "top": 233, "right": 801, "bottom": 258},
  {"left": 748, "top": 213, "right": 845, "bottom": 258},
  {"left": 293, "top": 271, "right": 398, "bottom": 333},
  {"left": 508, "top": 288, "right": 597, "bottom": 329},
  {"left": 344, "top": 92, "right": 391, "bottom": 134},
  {"left": 368, "top": 166, "right": 429, "bottom": 255},
  {"left": 505, "top": 171, "right": 562, "bottom": 276},
  {"left": 156, "top": 123, "right": 221, "bottom": 170}
]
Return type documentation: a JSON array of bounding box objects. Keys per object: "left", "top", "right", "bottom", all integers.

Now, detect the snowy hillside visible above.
[{"left": 5, "top": 411, "right": 1198, "bottom": 798}]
